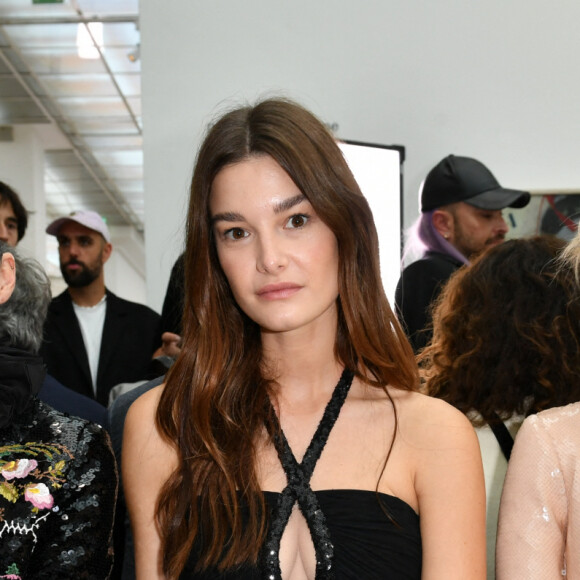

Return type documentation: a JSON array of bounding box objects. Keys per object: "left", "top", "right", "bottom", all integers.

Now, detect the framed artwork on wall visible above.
[{"left": 506, "top": 190, "right": 580, "bottom": 243}]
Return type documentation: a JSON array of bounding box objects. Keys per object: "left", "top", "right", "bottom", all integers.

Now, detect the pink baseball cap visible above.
[{"left": 46, "top": 210, "right": 111, "bottom": 243}]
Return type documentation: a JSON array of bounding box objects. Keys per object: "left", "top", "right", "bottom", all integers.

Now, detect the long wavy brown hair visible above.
[
  {"left": 420, "top": 235, "right": 580, "bottom": 426},
  {"left": 155, "top": 98, "right": 419, "bottom": 577}
]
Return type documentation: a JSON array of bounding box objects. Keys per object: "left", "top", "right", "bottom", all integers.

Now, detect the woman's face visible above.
[{"left": 210, "top": 155, "right": 339, "bottom": 336}]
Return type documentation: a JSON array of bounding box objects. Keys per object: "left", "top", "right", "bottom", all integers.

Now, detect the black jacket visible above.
[
  {"left": 40, "top": 289, "right": 161, "bottom": 405},
  {"left": 395, "top": 252, "right": 464, "bottom": 353}
]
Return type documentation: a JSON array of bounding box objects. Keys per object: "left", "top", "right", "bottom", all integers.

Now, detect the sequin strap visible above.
[{"left": 262, "top": 368, "right": 354, "bottom": 580}]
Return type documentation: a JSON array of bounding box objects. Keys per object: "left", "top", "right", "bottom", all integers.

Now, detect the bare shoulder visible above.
[
  {"left": 123, "top": 383, "right": 177, "bottom": 471},
  {"left": 124, "top": 383, "right": 166, "bottom": 442},
  {"left": 388, "top": 392, "right": 486, "bottom": 578},
  {"left": 123, "top": 387, "right": 175, "bottom": 577},
  {"left": 389, "top": 387, "right": 472, "bottom": 425},
  {"left": 389, "top": 388, "right": 478, "bottom": 452},
  {"left": 127, "top": 382, "right": 165, "bottom": 420}
]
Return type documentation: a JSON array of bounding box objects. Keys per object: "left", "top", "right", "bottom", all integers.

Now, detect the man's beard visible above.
[
  {"left": 454, "top": 227, "right": 505, "bottom": 261},
  {"left": 61, "top": 260, "right": 101, "bottom": 288}
]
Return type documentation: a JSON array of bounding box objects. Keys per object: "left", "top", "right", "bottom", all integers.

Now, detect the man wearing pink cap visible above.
[{"left": 41, "top": 210, "right": 161, "bottom": 406}]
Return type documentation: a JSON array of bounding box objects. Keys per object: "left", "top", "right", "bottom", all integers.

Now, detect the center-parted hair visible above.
[
  {"left": 420, "top": 235, "right": 580, "bottom": 425},
  {"left": 155, "top": 98, "right": 418, "bottom": 577}
]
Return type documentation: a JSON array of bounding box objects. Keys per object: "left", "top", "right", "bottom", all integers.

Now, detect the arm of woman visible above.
[
  {"left": 496, "top": 416, "right": 566, "bottom": 579},
  {"left": 411, "top": 397, "right": 486, "bottom": 580},
  {"left": 122, "top": 384, "right": 177, "bottom": 580}
]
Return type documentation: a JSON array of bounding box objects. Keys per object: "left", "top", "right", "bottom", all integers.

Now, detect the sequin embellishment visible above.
[
  {"left": 262, "top": 369, "right": 354, "bottom": 580},
  {"left": 0, "top": 400, "right": 117, "bottom": 578}
]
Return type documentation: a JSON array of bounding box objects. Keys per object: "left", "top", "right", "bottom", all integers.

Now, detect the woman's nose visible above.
[{"left": 256, "top": 234, "right": 288, "bottom": 273}]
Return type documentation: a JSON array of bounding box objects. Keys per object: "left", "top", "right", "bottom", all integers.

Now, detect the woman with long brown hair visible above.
[{"left": 123, "top": 98, "right": 485, "bottom": 579}]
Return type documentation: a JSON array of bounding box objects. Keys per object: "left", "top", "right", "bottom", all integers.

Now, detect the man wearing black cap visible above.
[{"left": 395, "top": 155, "right": 530, "bottom": 352}]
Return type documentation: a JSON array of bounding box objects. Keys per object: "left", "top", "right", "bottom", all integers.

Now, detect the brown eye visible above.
[
  {"left": 287, "top": 214, "right": 308, "bottom": 229},
  {"left": 225, "top": 227, "right": 248, "bottom": 240}
]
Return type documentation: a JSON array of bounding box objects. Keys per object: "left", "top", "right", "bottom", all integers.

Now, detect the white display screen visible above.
[{"left": 338, "top": 141, "right": 403, "bottom": 306}]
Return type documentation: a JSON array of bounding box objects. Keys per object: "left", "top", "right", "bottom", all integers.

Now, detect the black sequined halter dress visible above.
[{"left": 182, "top": 369, "right": 422, "bottom": 579}]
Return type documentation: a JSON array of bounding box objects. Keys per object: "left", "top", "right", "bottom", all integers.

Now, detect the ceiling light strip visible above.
[
  {"left": 0, "top": 43, "right": 144, "bottom": 233},
  {"left": 0, "top": 16, "right": 137, "bottom": 26}
]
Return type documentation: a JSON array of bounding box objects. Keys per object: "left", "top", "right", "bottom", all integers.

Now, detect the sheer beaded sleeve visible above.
[{"left": 496, "top": 406, "right": 580, "bottom": 579}]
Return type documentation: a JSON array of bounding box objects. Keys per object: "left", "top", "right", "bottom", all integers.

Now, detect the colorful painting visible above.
[{"left": 506, "top": 191, "right": 580, "bottom": 242}]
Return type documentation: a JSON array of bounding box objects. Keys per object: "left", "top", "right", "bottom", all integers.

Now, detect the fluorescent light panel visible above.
[{"left": 76, "top": 22, "right": 103, "bottom": 60}]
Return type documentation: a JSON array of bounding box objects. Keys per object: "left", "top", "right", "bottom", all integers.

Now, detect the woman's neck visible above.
[{"left": 262, "top": 329, "right": 343, "bottom": 405}]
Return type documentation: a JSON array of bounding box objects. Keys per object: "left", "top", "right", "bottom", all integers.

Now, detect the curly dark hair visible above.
[{"left": 419, "top": 235, "right": 580, "bottom": 426}]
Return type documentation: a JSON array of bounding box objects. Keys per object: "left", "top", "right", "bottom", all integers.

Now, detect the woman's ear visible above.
[{"left": 0, "top": 252, "right": 16, "bottom": 304}]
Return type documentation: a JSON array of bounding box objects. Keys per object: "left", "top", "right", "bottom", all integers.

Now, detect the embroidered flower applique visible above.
[
  {"left": 1, "top": 459, "right": 37, "bottom": 481},
  {"left": 24, "top": 483, "right": 54, "bottom": 510},
  {"left": 0, "top": 443, "right": 71, "bottom": 515}
]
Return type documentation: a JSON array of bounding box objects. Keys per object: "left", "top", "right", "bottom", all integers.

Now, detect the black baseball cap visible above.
[{"left": 421, "top": 155, "right": 530, "bottom": 212}]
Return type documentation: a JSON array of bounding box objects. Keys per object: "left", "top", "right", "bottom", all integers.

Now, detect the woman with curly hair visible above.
[
  {"left": 420, "top": 234, "right": 580, "bottom": 578},
  {"left": 496, "top": 230, "right": 580, "bottom": 578},
  {"left": 122, "top": 98, "right": 485, "bottom": 579}
]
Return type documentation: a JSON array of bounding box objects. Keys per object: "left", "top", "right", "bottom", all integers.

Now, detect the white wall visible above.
[
  {"left": 0, "top": 125, "right": 45, "bottom": 262},
  {"left": 103, "top": 250, "right": 147, "bottom": 304},
  {"left": 0, "top": 125, "right": 149, "bottom": 305},
  {"left": 140, "top": 0, "right": 580, "bottom": 310}
]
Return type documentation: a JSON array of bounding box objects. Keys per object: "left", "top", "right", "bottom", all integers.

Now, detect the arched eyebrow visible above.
[
  {"left": 211, "top": 194, "right": 307, "bottom": 224},
  {"left": 211, "top": 211, "right": 243, "bottom": 225},
  {"left": 273, "top": 194, "right": 307, "bottom": 214}
]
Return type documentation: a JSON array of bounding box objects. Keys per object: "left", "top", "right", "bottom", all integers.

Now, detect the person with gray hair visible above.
[
  {"left": 0, "top": 242, "right": 117, "bottom": 578},
  {"left": 0, "top": 186, "right": 107, "bottom": 424},
  {"left": 0, "top": 242, "right": 51, "bottom": 353},
  {"left": 4, "top": 247, "right": 108, "bottom": 425}
]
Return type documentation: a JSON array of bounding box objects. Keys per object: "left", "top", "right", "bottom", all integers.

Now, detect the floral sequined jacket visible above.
[{"left": 0, "top": 345, "right": 118, "bottom": 579}]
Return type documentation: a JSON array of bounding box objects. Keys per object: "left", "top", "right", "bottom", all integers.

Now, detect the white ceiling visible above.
[{"left": 0, "top": 0, "right": 143, "bottom": 232}]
